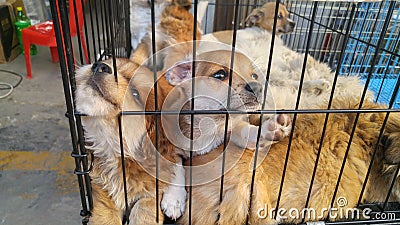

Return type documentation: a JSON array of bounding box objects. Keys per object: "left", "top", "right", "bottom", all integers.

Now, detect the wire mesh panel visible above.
[
  {"left": 49, "top": 0, "right": 131, "bottom": 224},
  {"left": 283, "top": 1, "right": 400, "bottom": 108},
  {"left": 283, "top": 1, "right": 351, "bottom": 65},
  {"left": 51, "top": 0, "right": 400, "bottom": 225},
  {"left": 339, "top": 1, "right": 400, "bottom": 108}
]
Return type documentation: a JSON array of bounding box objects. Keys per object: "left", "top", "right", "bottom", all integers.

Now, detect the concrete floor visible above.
[{"left": 0, "top": 46, "right": 82, "bottom": 224}]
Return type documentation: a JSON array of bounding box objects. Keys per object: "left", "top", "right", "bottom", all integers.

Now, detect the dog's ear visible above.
[
  {"left": 165, "top": 60, "right": 193, "bottom": 86},
  {"left": 279, "top": 1, "right": 292, "bottom": 9},
  {"left": 174, "top": 0, "right": 192, "bottom": 10},
  {"left": 283, "top": 1, "right": 292, "bottom": 9},
  {"left": 245, "top": 9, "right": 264, "bottom": 27}
]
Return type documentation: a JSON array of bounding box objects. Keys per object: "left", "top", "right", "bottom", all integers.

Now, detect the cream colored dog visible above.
[{"left": 199, "top": 2, "right": 373, "bottom": 110}]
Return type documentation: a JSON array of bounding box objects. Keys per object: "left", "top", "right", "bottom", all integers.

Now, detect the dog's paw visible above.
[
  {"left": 303, "top": 79, "right": 331, "bottom": 96},
  {"left": 316, "top": 79, "right": 331, "bottom": 93},
  {"left": 161, "top": 186, "right": 186, "bottom": 220},
  {"left": 261, "top": 114, "right": 292, "bottom": 141}
]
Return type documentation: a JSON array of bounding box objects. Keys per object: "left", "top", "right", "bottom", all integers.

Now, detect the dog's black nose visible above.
[
  {"left": 91, "top": 62, "right": 112, "bottom": 74},
  {"left": 245, "top": 82, "right": 262, "bottom": 96},
  {"left": 290, "top": 21, "right": 296, "bottom": 28}
]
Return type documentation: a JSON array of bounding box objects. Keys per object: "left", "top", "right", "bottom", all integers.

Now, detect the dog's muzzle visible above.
[
  {"left": 92, "top": 62, "right": 113, "bottom": 75},
  {"left": 284, "top": 20, "right": 296, "bottom": 33}
]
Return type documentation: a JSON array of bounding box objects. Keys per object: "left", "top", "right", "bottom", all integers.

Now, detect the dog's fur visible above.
[
  {"left": 129, "top": 0, "right": 208, "bottom": 51},
  {"left": 130, "top": 0, "right": 202, "bottom": 70},
  {"left": 130, "top": 0, "right": 169, "bottom": 50},
  {"left": 177, "top": 98, "right": 400, "bottom": 225}
]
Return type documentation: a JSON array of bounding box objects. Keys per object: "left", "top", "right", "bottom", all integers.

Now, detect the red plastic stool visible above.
[{"left": 21, "top": 0, "right": 89, "bottom": 79}]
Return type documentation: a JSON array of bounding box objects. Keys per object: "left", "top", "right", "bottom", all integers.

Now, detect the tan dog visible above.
[
  {"left": 75, "top": 58, "right": 190, "bottom": 223},
  {"left": 178, "top": 98, "right": 400, "bottom": 225},
  {"left": 162, "top": 49, "right": 292, "bottom": 155},
  {"left": 203, "top": 1, "right": 294, "bottom": 45},
  {"left": 130, "top": 0, "right": 201, "bottom": 70},
  {"left": 200, "top": 1, "right": 294, "bottom": 46},
  {"left": 245, "top": 2, "right": 295, "bottom": 34}
]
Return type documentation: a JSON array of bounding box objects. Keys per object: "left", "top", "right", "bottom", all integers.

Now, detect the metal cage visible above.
[{"left": 50, "top": 0, "right": 400, "bottom": 224}]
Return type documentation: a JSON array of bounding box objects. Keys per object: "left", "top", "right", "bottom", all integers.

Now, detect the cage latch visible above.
[{"left": 71, "top": 152, "right": 94, "bottom": 175}]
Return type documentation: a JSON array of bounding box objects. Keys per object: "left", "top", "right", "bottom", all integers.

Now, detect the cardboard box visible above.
[{"left": 0, "top": 2, "right": 21, "bottom": 63}]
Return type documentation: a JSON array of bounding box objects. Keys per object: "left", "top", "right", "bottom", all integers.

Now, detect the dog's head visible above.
[
  {"left": 172, "top": 0, "right": 192, "bottom": 10},
  {"left": 245, "top": 2, "right": 295, "bottom": 35},
  {"left": 165, "top": 50, "right": 264, "bottom": 112},
  {"left": 75, "top": 58, "right": 152, "bottom": 116},
  {"left": 161, "top": 50, "right": 263, "bottom": 155},
  {"left": 75, "top": 58, "right": 154, "bottom": 158}
]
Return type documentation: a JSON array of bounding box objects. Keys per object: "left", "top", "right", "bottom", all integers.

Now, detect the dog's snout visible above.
[
  {"left": 245, "top": 82, "right": 262, "bottom": 96},
  {"left": 289, "top": 21, "right": 296, "bottom": 28},
  {"left": 92, "top": 62, "right": 113, "bottom": 74}
]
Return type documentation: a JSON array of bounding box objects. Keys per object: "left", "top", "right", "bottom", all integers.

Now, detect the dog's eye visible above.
[
  {"left": 131, "top": 88, "right": 140, "bottom": 99},
  {"left": 212, "top": 70, "right": 227, "bottom": 80},
  {"left": 251, "top": 73, "right": 259, "bottom": 80},
  {"left": 277, "top": 13, "right": 283, "bottom": 19}
]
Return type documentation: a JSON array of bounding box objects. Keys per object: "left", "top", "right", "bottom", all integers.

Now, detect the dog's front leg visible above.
[
  {"left": 231, "top": 115, "right": 262, "bottom": 150},
  {"left": 161, "top": 157, "right": 187, "bottom": 220},
  {"left": 90, "top": 183, "right": 123, "bottom": 225},
  {"left": 129, "top": 197, "right": 164, "bottom": 225}
]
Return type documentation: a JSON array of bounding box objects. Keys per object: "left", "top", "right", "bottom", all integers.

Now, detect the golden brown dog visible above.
[
  {"left": 75, "top": 54, "right": 400, "bottom": 225},
  {"left": 177, "top": 98, "right": 400, "bottom": 225}
]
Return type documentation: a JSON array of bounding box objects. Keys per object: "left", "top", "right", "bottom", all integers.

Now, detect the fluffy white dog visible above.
[{"left": 199, "top": 2, "right": 373, "bottom": 110}]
